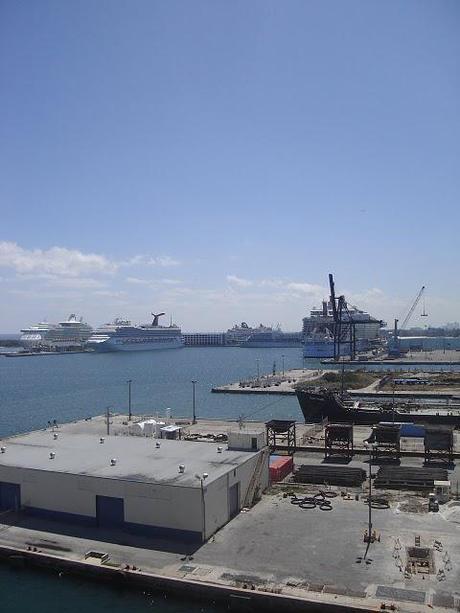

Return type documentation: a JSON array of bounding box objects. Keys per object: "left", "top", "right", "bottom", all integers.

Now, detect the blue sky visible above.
[{"left": 1, "top": 0, "right": 459, "bottom": 331}]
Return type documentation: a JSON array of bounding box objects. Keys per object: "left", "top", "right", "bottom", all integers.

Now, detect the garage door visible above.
[
  {"left": 96, "top": 495, "right": 124, "bottom": 528},
  {"left": 0, "top": 482, "right": 21, "bottom": 512}
]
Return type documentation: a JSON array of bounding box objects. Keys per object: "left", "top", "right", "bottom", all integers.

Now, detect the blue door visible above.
[
  {"left": 96, "top": 495, "right": 124, "bottom": 528},
  {"left": 0, "top": 482, "right": 21, "bottom": 511}
]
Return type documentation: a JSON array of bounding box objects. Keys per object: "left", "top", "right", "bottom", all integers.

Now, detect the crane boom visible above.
[{"left": 400, "top": 286, "right": 425, "bottom": 330}]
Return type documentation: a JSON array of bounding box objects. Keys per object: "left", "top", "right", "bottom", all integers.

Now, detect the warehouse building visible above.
[{"left": 0, "top": 429, "right": 269, "bottom": 542}]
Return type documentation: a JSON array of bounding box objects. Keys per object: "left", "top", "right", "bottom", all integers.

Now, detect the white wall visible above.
[{"left": 0, "top": 448, "right": 269, "bottom": 541}]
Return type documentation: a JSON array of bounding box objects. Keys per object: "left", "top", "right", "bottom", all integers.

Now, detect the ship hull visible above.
[
  {"left": 87, "top": 338, "right": 184, "bottom": 352},
  {"left": 302, "top": 339, "right": 369, "bottom": 358},
  {"left": 296, "top": 389, "right": 460, "bottom": 426}
]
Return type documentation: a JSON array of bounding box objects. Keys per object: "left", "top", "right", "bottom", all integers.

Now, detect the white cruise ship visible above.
[
  {"left": 20, "top": 315, "right": 93, "bottom": 350},
  {"left": 302, "top": 301, "right": 384, "bottom": 358},
  {"left": 86, "top": 312, "right": 184, "bottom": 352}
]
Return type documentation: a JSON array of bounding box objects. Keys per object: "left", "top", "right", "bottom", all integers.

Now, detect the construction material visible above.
[
  {"left": 293, "top": 464, "right": 366, "bottom": 487},
  {"left": 374, "top": 466, "right": 448, "bottom": 490}
]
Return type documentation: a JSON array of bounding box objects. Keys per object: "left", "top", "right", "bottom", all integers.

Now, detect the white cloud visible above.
[
  {"left": 121, "top": 254, "right": 180, "bottom": 267},
  {"left": 226, "top": 274, "right": 253, "bottom": 287},
  {"left": 0, "top": 241, "right": 116, "bottom": 277}
]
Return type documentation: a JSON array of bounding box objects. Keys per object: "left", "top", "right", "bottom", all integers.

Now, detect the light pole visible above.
[
  {"left": 191, "top": 380, "right": 197, "bottom": 424},
  {"left": 256, "top": 359, "right": 260, "bottom": 383},
  {"left": 363, "top": 440, "right": 377, "bottom": 558},
  {"left": 282, "top": 354, "right": 285, "bottom": 377},
  {"left": 105, "top": 406, "right": 113, "bottom": 436},
  {"left": 195, "top": 473, "right": 209, "bottom": 542},
  {"left": 127, "top": 379, "right": 132, "bottom": 421}
]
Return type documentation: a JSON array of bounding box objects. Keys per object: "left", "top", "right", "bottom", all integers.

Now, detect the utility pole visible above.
[
  {"left": 127, "top": 379, "right": 132, "bottom": 421},
  {"left": 105, "top": 407, "right": 112, "bottom": 436},
  {"left": 191, "top": 380, "right": 197, "bottom": 425},
  {"left": 363, "top": 441, "right": 377, "bottom": 558}
]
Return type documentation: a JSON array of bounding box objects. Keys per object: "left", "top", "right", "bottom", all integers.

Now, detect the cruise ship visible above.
[
  {"left": 241, "top": 329, "right": 303, "bottom": 348},
  {"left": 302, "top": 301, "right": 384, "bottom": 358},
  {"left": 86, "top": 312, "right": 184, "bottom": 352},
  {"left": 20, "top": 315, "right": 93, "bottom": 350}
]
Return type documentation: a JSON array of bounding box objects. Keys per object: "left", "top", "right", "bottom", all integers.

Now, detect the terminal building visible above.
[
  {"left": 0, "top": 428, "right": 268, "bottom": 543},
  {"left": 182, "top": 332, "right": 226, "bottom": 346}
]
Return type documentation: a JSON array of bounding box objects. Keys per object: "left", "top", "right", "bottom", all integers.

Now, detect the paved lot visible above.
[{"left": 1, "top": 489, "right": 460, "bottom": 610}]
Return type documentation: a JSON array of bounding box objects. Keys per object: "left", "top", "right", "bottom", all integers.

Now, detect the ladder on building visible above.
[{"left": 242, "top": 448, "right": 269, "bottom": 509}]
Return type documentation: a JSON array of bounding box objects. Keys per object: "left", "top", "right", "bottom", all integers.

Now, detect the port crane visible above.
[
  {"left": 390, "top": 286, "right": 425, "bottom": 356},
  {"left": 328, "top": 274, "right": 356, "bottom": 361}
]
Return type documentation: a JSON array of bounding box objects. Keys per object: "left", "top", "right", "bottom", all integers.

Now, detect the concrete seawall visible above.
[{"left": 0, "top": 544, "right": 376, "bottom": 612}]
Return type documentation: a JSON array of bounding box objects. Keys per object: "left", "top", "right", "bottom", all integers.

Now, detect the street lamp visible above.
[
  {"left": 127, "top": 379, "right": 132, "bottom": 421},
  {"left": 363, "top": 440, "right": 378, "bottom": 558},
  {"left": 191, "top": 380, "right": 197, "bottom": 425},
  {"left": 195, "top": 472, "right": 209, "bottom": 542}
]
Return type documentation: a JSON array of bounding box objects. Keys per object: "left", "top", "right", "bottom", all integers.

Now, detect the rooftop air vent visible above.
[
  {"left": 217, "top": 446, "right": 223, "bottom": 453},
  {"left": 1, "top": 446, "right": 5, "bottom": 453},
  {"left": 49, "top": 452, "right": 56, "bottom": 459},
  {"left": 178, "top": 464, "right": 185, "bottom": 473},
  {"left": 100, "top": 437, "right": 105, "bottom": 444},
  {"left": 155, "top": 441, "right": 161, "bottom": 449},
  {"left": 53, "top": 433, "right": 58, "bottom": 440},
  {"left": 110, "top": 458, "right": 117, "bottom": 466}
]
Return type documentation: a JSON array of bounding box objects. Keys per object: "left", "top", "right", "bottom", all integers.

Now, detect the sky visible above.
[{"left": 1, "top": 0, "right": 459, "bottom": 332}]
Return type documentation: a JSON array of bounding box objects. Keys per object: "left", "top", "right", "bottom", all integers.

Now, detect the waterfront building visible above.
[
  {"left": 182, "top": 332, "right": 226, "bottom": 346},
  {"left": 0, "top": 427, "right": 268, "bottom": 542}
]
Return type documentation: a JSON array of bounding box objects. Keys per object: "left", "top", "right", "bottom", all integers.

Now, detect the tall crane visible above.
[{"left": 390, "top": 286, "right": 425, "bottom": 356}]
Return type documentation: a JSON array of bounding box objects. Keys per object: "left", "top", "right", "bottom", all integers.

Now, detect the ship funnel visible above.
[{"left": 151, "top": 312, "right": 166, "bottom": 327}]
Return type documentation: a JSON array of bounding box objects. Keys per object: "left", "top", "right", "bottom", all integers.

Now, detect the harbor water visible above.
[{"left": 0, "top": 346, "right": 458, "bottom": 611}]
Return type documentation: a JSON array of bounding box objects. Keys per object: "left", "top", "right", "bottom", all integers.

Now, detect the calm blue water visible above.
[{"left": 0, "top": 347, "right": 307, "bottom": 438}]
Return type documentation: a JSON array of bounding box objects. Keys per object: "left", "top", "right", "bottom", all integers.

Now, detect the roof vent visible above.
[
  {"left": 1, "top": 446, "right": 5, "bottom": 453},
  {"left": 100, "top": 437, "right": 105, "bottom": 444},
  {"left": 110, "top": 458, "right": 117, "bottom": 466},
  {"left": 155, "top": 441, "right": 161, "bottom": 448},
  {"left": 49, "top": 451, "right": 56, "bottom": 459},
  {"left": 217, "top": 446, "right": 223, "bottom": 453},
  {"left": 178, "top": 464, "right": 185, "bottom": 473},
  {"left": 53, "top": 433, "right": 58, "bottom": 440}
]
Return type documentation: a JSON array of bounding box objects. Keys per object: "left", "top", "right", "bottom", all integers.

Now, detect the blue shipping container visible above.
[{"left": 400, "top": 424, "right": 425, "bottom": 438}]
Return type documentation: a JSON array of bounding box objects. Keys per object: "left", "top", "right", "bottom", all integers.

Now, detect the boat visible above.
[
  {"left": 86, "top": 312, "right": 184, "bottom": 352},
  {"left": 20, "top": 315, "right": 93, "bottom": 351},
  {"left": 241, "top": 329, "right": 302, "bottom": 348},
  {"left": 302, "top": 300, "right": 384, "bottom": 358},
  {"left": 296, "top": 387, "right": 460, "bottom": 426}
]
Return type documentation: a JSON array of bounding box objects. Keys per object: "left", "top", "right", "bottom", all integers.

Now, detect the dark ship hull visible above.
[{"left": 296, "top": 388, "right": 460, "bottom": 426}]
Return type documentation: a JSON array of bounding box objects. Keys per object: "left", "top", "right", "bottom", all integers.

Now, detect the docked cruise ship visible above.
[
  {"left": 241, "top": 329, "right": 303, "bottom": 348},
  {"left": 86, "top": 313, "right": 184, "bottom": 352},
  {"left": 20, "top": 315, "right": 93, "bottom": 350},
  {"left": 302, "top": 301, "right": 384, "bottom": 358}
]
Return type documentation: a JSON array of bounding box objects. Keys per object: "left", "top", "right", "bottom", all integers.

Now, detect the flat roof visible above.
[{"left": 0, "top": 430, "right": 258, "bottom": 487}]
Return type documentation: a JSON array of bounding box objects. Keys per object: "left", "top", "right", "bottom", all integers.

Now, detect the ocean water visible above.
[
  {"left": 0, "top": 346, "right": 305, "bottom": 612},
  {"left": 0, "top": 347, "right": 306, "bottom": 438}
]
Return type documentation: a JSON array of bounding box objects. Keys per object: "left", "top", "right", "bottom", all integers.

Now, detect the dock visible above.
[{"left": 1, "top": 414, "right": 460, "bottom": 611}]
